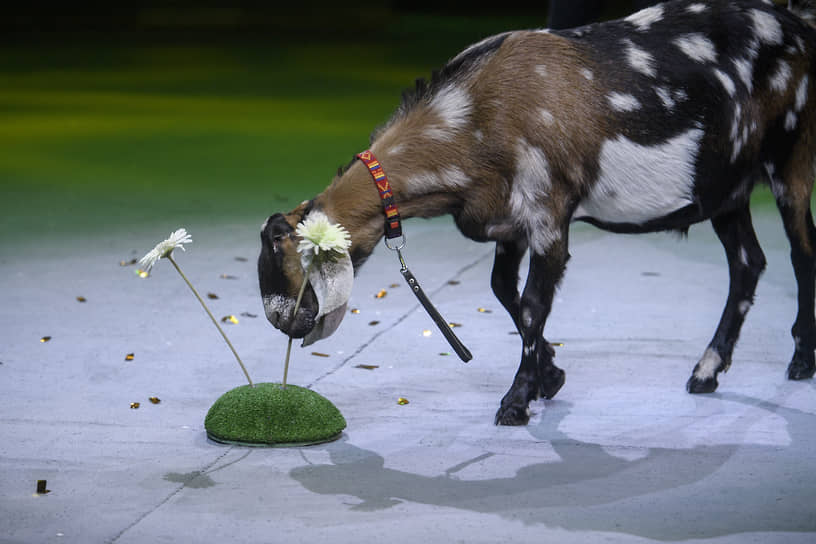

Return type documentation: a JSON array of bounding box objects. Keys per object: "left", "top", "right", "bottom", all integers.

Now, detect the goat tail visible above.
[{"left": 788, "top": 0, "right": 816, "bottom": 27}]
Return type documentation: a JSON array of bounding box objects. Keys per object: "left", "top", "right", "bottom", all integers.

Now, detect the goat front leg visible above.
[
  {"left": 495, "top": 236, "right": 569, "bottom": 426},
  {"left": 490, "top": 240, "right": 528, "bottom": 332}
]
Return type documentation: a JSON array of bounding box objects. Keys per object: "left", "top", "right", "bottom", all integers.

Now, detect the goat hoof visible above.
[
  {"left": 539, "top": 366, "right": 565, "bottom": 400},
  {"left": 494, "top": 403, "right": 530, "bottom": 426},
  {"left": 787, "top": 356, "right": 816, "bottom": 381},
  {"left": 686, "top": 374, "right": 718, "bottom": 394}
]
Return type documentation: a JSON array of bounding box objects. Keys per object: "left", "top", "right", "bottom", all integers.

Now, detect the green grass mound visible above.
[{"left": 204, "top": 383, "right": 346, "bottom": 447}]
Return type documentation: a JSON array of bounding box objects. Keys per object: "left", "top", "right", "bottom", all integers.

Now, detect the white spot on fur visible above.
[
  {"left": 522, "top": 308, "right": 532, "bottom": 329},
  {"left": 388, "top": 144, "right": 405, "bottom": 156},
  {"left": 785, "top": 111, "right": 797, "bottom": 131},
  {"left": 795, "top": 35, "right": 806, "bottom": 55},
  {"left": 474, "top": 129, "right": 484, "bottom": 142},
  {"left": 713, "top": 69, "right": 736, "bottom": 97},
  {"left": 405, "top": 167, "right": 470, "bottom": 194},
  {"left": 674, "top": 33, "right": 717, "bottom": 63},
  {"left": 430, "top": 85, "right": 472, "bottom": 130},
  {"left": 739, "top": 247, "right": 750, "bottom": 267},
  {"left": 769, "top": 60, "right": 792, "bottom": 93},
  {"left": 573, "top": 127, "right": 704, "bottom": 225},
  {"left": 739, "top": 300, "right": 752, "bottom": 316},
  {"left": 535, "top": 65, "right": 547, "bottom": 78},
  {"left": 623, "top": 39, "right": 656, "bottom": 77},
  {"left": 656, "top": 86, "right": 675, "bottom": 110},
  {"left": 540, "top": 109, "right": 555, "bottom": 126},
  {"left": 581, "top": 68, "right": 594, "bottom": 81},
  {"left": 510, "top": 140, "right": 559, "bottom": 254},
  {"left": 608, "top": 92, "right": 641, "bottom": 112},
  {"left": 750, "top": 8, "right": 783, "bottom": 46},
  {"left": 686, "top": 3, "right": 707, "bottom": 13},
  {"left": 694, "top": 347, "right": 723, "bottom": 380},
  {"left": 733, "top": 56, "right": 755, "bottom": 92},
  {"left": 626, "top": 4, "right": 664, "bottom": 31},
  {"left": 795, "top": 75, "right": 809, "bottom": 111}
]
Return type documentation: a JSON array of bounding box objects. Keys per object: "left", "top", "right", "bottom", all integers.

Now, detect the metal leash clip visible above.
[{"left": 385, "top": 237, "right": 473, "bottom": 363}]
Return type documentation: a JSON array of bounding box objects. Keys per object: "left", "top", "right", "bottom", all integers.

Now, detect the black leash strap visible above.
[{"left": 358, "top": 150, "right": 473, "bottom": 363}]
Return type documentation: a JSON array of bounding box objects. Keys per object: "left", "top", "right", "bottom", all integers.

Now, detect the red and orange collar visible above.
[{"left": 357, "top": 150, "right": 403, "bottom": 240}]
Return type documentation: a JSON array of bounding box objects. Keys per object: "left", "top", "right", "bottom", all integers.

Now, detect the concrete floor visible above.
[{"left": 1, "top": 212, "right": 814, "bottom": 543}]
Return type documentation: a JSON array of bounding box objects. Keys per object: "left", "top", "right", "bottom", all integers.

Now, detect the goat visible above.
[{"left": 259, "top": 0, "right": 816, "bottom": 425}]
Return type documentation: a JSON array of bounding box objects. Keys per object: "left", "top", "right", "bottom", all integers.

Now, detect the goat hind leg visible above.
[
  {"left": 776, "top": 200, "right": 816, "bottom": 381},
  {"left": 687, "top": 206, "right": 766, "bottom": 394}
]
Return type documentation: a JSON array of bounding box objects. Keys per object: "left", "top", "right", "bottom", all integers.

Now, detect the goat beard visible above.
[{"left": 301, "top": 251, "right": 354, "bottom": 346}]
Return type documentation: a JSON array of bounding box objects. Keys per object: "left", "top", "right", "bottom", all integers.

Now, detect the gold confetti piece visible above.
[
  {"left": 220, "top": 274, "right": 238, "bottom": 280},
  {"left": 135, "top": 269, "right": 149, "bottom": 278},
  {"left": 221, "top": 315, "right": 239, "bottom": 324},
  {"left": 355, "top": 364, "right": 379, "bottom": 370},
  {"left": 125, "top": 353, "right": 134, "bottom": 361},
  {"left": 149, "top": 396, "right": 161, "bottom": 404},
  {"left": 422, "top": 329, "right": 432, "bottom": 337},
  {"left": 36, "top": 480, "right": 49, "bottom": 494},
  {"left": 311, "top": 352, "right": 330, "bottom": 357},
  {"left": 207, "top": 292, "right": 219, "bottom": 300},
  {"left": 550, "top": 342, "right": 564, "bottom": 347},
  {"left": 477, "top": 307, "right": 492, "bottom": 313},
  {"left": 350, "top": 308, "right": 360, "bottom": 314},
  {"left": 368, "top": 320, "right": 380, "bottom": 326},
  {"left": 447, "top": 280, "right": 461, "bottom": 286},
  {"left": 397, "top": 397, "right": 410, "bottom": 405},
  {"left": 375, "top": 289, "right": 387, "bottom": 299},
  {"left": 76, "top": 296, "right": 87, "bottom": 303},
  {"left": 448, "top": 322, "right": 462, "bottom": 328},
  {"left": 389, "top": 283, "right": 400, "bottom": 288},
  {"left": 40, "top": 336, "right": 51, "bottom": 343},
  {"left": 130, "top": 402, "right": 140, "bottom": 409},
  {"left": 119, "top": 258, "right": 137, "bottom": 267},
  {"left": 240, "top": 312, "right": 257, "bottom": 318}
]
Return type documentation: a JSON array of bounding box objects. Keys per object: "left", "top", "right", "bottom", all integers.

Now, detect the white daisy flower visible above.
[
  {"left": 295, "top": 213, "right": 351, "bottom": 259},
  {"left": 139, "top": 228, "right": 193, "bottom": 272}
]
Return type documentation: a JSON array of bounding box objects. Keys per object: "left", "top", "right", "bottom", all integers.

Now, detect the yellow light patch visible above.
[
  {"left": 375, "top": 289, "right": 387, "bottom": 299},
  {"left": 40, "top": 336, "right": 51, "bottom": 343},
  {"left": 477, "top": 307, "right": 492, "bottom": 313},
  {"left": 397, "top": 397, "right": 409, "bottom": 405},
  {"left": 130, "top": 402, "right": 140, "bottom": 409},
  {"left": 221, "top": 315, "right": 239, "bottom": 324},
  {"left": 135, "top": 269, "right": 149, "bottom": 278},
  {"left": 125, "top": 353, "right": 135, "bottom": 361},
  {"left": 448, "top": 322, "right": 462, "bottom": 328},
  {"left": 422, "top": 329, "right": 432, "bottom": 337}
]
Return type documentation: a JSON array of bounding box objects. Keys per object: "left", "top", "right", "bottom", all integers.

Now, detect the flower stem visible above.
[
  {"left": 167, "top": 254, "right": 254, "bottom": 387},
  {"left": 282, "top": 258, "right": 315, "bottom": 389}
]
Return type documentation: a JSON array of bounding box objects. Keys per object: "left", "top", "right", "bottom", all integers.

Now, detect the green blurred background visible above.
[{"left": 0, "top": 1, "right": 776, "bottom": 251}]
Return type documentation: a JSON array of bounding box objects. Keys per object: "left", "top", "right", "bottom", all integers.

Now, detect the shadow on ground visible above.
[{"left": 290, "top": 391, "right": 816, "bottom": 541}]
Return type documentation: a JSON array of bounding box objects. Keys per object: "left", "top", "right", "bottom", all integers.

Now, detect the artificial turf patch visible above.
[{"left": 204, "top": 383, "right": 345, "bottom": 447}]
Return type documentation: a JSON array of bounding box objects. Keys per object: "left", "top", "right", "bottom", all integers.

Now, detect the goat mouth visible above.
[{"left": 262, "top": 294, "right": 318, "bottom": 339}]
